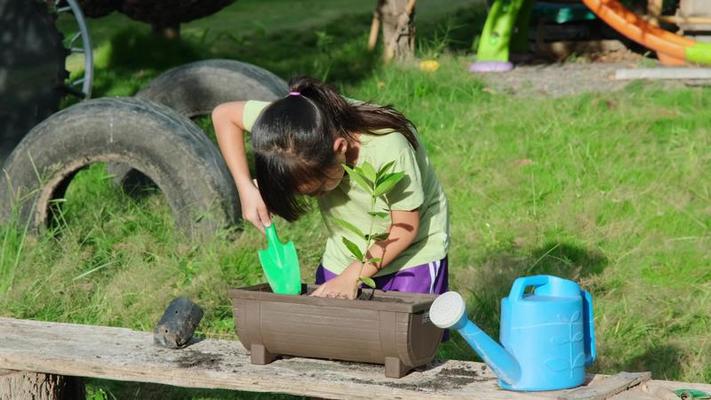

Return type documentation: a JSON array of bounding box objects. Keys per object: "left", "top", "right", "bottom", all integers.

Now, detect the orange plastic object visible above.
[
  {"left": 658, "top": 52, "right": 687, "bottom": 66},
  {"left": 582, "top": 0, "right": 693, "bottom": 64}
]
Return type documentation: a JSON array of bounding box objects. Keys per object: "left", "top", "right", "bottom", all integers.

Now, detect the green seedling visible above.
[
  {"left": 335, "top": 160, "right": 404, "bottom": 296},
  {"left": 258, "top": 223, "right": 302, "bottom": 295}
]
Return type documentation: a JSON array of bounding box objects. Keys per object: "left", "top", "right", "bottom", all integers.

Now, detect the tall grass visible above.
[
  {"left": 4, "top": 0, "right": 710, "bottom": 398},
  {"left": 0, "top": 216, "right": 30, "bottom": 296}
]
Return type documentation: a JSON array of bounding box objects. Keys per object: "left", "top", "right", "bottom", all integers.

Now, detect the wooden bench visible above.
[{"left": 1, "top": 317, "right": 710, "bottom": 399}]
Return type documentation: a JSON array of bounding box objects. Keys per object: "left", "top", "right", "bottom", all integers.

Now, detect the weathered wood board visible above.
[
  {"left": 0, "top": 318, "right": 710, "bottom": 400},
  {"left": 559, "top": 372, "right": 651, "bottom": 400}
]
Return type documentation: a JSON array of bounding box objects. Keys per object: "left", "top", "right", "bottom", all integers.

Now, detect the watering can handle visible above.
[
  {"left": 508, "top": 275, "right": 550, "bottom": 301},
  {"left": 583, "top": 290, "right": 596, "bottom": 365}
]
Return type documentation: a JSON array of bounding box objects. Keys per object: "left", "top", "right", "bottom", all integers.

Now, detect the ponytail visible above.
[
  {"left": 289, "top": 76, "right": 419, "bottom": 148},
  {"left": 251, "top": 76, "right": 418, "bottom": 221}
]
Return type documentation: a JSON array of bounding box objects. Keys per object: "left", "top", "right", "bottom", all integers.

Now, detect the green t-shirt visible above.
[{"left": 243, "top": 100, "right": 449, "bottom": 276}]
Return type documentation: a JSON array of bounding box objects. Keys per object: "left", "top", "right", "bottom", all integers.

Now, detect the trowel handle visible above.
[
  {"left": 583, "top": 290, "right": 596, "bottom": 365},
  {"left": 265, "top": 224, "right": 280, "bottom": 245},
  {"left": 508, "top": 275, "right": 550, "bottom": 301}
]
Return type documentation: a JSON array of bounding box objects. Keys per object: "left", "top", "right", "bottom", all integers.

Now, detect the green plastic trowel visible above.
[{"left": 258, "top": 224, "right": 302, "bottom": 295}]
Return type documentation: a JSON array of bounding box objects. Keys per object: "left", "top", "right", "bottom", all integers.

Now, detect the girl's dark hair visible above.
[{"left": 252, "top": 76, "right": 418, "bottom": 221}]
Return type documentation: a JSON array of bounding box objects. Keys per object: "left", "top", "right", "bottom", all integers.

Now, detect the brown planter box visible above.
[{"left": 229, "top": 284, "right": 444, "bottom": 378}]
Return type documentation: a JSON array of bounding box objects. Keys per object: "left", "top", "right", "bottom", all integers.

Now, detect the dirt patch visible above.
[
  {"left": 174, "top": 350, "right": 224, "bottom": 369},
  {"left": 424, "top": 366, "right": 492, "bottom": 391},
  {"left": 475, "top": 60, "right": 708, "bottom": 97},
  {"left": 338, "top": 364, "right": 493, "bottom": 393}
]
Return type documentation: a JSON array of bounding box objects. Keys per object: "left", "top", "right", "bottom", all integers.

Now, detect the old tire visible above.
[
  {"left": 135, "top": 59, "right": 288, "bottom": 117},
  {"left": 110, "top": 59, "right": 287, "bottom": 191},
  {"left": 0, "top": 97, "right": 240, "bottom": 238}
]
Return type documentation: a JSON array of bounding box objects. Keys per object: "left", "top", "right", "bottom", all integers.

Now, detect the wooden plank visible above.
[
  {"left": 1, "top": 318, "right": 711, "bottom": 399},
  {"left": 645, "top": 380, "right": 711, "bottom": 396},
  {"left": 558, "top": 372, "right": 651, "bottom": 400},
  {"left": 608, "top": 391, "right": 658, "bottom": 400},
  {"left": 640, "top": 384, "right": 683, "bottom": 400},
  {"left": 615, "top": 68, "right": 711, "bottom": 80},
  {"left": 0, "top": 317, "right": 549, "bottom": 400}
]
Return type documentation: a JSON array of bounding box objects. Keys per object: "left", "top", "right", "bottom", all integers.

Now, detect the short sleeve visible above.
[
  {"left": 386, "top": 147, "right": 424, "bottom": 211},
  {"left": 242, "top": 100, "right": 271, "bottom": 132}
]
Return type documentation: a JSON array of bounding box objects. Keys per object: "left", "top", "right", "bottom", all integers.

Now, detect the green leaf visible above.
[
  {"left": 359, "top": 276, "right": 376, "bottom": 288},
  {"left": 332, "top": 218, "right": 365, "bottom": 238},
  {"left": 367, "top": 257, "right": 382, "bottom": 264},
  {"left": 360, "top": 162, "right": 377, "bottom": 183},
  {"left": 368, "top": 211, "right": 390, "bottom": 219},
  {"left": 343, "top": 164, "right": 373, "bottom": 193},
  {"left": 367, "top": 232, "right": 389, "bottom": 242},
  {"left": 373, "top": 172, "right": 404, "bottom": 197},
  {"left": 342, "top": 237, "right": 364, "bottom": 261},
  {"left": 377, "top": 160, "right": 396, "bottom": 177}
]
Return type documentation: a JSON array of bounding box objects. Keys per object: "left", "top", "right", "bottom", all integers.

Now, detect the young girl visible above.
[{"left": 212, "top": 76, "right": 449, "bottom": 300}]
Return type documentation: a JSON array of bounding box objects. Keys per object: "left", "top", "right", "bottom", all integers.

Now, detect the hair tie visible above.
[{"left": 288, "top": 91, "right": 301, "bottom": 96}]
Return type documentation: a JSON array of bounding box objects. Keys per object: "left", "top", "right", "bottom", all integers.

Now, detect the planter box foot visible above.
[
  {"left": 250, "top": 344, "right": 278, "bottom": 365},
  {"left": 385, "top": 357, "right": 410, "bottom": 378}
]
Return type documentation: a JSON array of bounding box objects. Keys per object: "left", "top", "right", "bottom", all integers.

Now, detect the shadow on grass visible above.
[
  {"left": 85, "top": 378, "right": 307, "bottom": 400},
  {"left": 438, "top": 240, "right": 607, "bottom": 362},
  {"left": 89, "top": 5, "right": 487, "bottom": 99},
  {"left": 619, "top": 344, "right": 685, "bottom": 382}
]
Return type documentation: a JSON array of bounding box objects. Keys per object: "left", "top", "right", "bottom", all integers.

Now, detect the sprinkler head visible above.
[{"left": 429, "top": 291, "right": 466, "bottom": 329}]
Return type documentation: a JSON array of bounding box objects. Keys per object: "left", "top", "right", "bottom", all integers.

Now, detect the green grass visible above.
[{"left": 5, "top": 0, "right": 711, "bottom": 398}]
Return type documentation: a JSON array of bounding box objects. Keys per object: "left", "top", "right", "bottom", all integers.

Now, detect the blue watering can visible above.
[{"left": 429, "top": 275, "right": 596, "bottom": 391}]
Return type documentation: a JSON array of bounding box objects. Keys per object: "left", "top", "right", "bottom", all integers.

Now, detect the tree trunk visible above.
[
  {"left": 0, "top": 370, "right": 85, "bottom": 400},
  {"left": 378, "top": 0, "right": 416, "bottom": 62}
]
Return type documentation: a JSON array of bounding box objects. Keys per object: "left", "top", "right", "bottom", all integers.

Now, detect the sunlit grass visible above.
[{"left": 4, "top": 0, "right": 710, "bottom": 398}]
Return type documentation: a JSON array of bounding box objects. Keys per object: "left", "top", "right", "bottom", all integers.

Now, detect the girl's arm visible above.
[
  {"left": 212, "top": 101, "right": 271, "bottom": 233},
  {"left": 310, "top": 209, "right": 419, "bottom": 298},
  {"left": 360, "top": 209, "right": 420, "bottom": 277}
]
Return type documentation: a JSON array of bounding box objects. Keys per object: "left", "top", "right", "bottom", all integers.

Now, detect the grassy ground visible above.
[{"left": 3, "top": 0, "right": 710, "bottom": 398}]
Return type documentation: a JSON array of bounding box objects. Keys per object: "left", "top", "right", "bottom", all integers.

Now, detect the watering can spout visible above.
[{"left": 429, "top": 292, "right": 522, "bottom": 386}]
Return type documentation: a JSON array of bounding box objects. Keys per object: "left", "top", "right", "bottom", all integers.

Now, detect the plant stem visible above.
[{"left": 359, "top": 196, "right": 378, "bottom": 279}]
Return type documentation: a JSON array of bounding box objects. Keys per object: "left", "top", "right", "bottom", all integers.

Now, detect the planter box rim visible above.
[{"left": 229, "top": 283, "right": 436, "bottom": 313}]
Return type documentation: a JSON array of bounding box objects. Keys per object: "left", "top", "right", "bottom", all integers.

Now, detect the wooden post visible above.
[
  {"left": 0, "top": 370, "right": 85, "bottom": 400},
  {"left": 647, "top": 0, "right": 663, "bottom": 25},
  {"left": 375, "top": 0, "right": 416, "bottom": 62},
  {"left": 368, "top": 9, "right": 381, "bottom": 50}
]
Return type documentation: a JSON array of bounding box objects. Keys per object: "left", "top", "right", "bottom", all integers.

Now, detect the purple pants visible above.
[
  {"left": 315, "top": 257, "right": 450, "bottom": 341},
  {"left": 315, "top": 257, "right": 449, "bottom": 294}
]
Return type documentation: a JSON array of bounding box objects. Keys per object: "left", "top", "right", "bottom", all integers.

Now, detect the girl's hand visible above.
[
  {"left": 239, "top": 180, "right": 271, "bottom": 234},
  {"left": 310, "top": 262, "right": 361, "bottom": 300}
]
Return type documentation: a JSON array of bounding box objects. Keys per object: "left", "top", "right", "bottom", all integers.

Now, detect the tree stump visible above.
[
  {"left": 376, "top": 0, "right": 416, "bottom": 62},
  {"left": 0, "top": 370, "right": 85, "bottom": 400}
]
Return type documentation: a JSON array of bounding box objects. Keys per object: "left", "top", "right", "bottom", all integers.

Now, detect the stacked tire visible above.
[{"left": 0, "top": 60, "right": 287, "bottom": 238}]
